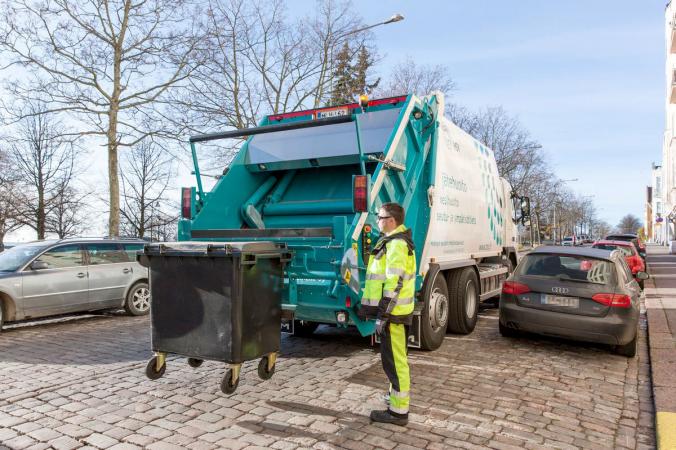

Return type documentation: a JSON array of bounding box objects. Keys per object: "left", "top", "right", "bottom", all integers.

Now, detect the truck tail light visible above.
[
  {"left": 181, "top": 188, "right": 192, "bottom": 219},
  {"left": 345, "top": 296, "right": 351, "bottom": 308},
  {"left": 502, "top": 281, "right": 530, "bottom": 295},
  {"left": 353, "top": 175, "right": 369, "bottom": 212},
  {"left": 591, "top": 293, "right": 631, "bottom": 308}
]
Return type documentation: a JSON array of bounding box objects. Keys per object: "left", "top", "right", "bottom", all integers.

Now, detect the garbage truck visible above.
[{"left": 177, "top": 92, "right": 530, "bottom": 351}]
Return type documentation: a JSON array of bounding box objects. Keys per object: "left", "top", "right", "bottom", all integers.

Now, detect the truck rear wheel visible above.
[
  {"left": 446, "top": 267, "right": 479, "bottom": 334},
  {"left": 420, "top": 267, "right": 448, "bottom": 351}
]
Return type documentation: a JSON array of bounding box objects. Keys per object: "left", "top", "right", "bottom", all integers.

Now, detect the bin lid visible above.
[{"left": 142, "top": 241, "right": 286, "bottom": 257}]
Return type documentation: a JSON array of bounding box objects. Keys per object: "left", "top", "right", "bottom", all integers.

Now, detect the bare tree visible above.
[
  {"left": 120, "top": 140, "right": 176, "bottom": 239},
  {"left": 0, "top": 150, "right": 23, "bottom": 249},
  {"left": 378, "top": 56, "right": 455, "bottom": 97},
  {"left": 7, "top": 107, "right": 77, "bottom": 239},
  {"left": 617, "top": 214, "right": 642, "bottom": 234},
  {"left": 45, "top": 182, "right": 87, "bottom": 238},
  {"left": 0, "top": 0, "right": 205, "bottom": 236},
  {"left": 171, "top": 0, "right": 370, "bottom": 135}
]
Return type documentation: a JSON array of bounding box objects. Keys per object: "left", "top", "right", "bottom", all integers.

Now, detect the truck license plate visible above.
[
  {"left": 542, "top": 294, "right": 579, "bottom": 308},
  {"left": 316, "top": 107, "right": 349, "bottom": 119}
]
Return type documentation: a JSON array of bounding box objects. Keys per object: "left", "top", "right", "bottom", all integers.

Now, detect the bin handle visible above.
[{"left": 241, "top": 252, "right": 292, "bottom": 265}]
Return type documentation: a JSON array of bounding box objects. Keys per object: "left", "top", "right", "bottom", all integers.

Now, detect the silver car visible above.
[{"left": 0, "top": 238, "right": 150, "bottom": 330}]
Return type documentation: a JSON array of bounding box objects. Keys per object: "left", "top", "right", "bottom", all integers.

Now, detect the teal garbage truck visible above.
[{"left": 178, "top": 92, "right": 530, "bottom": 351}]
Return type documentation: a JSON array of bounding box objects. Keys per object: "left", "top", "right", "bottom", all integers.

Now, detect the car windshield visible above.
[
  {"left": 563, "top": 237, "right": 572, "bottom": 241},
  {"left": 593, "top": 244, "right": 634, "bottom": 257},
  {"left": 0, "top": 243, "right": 51, "bottom": 272},
  {"left": 516, "top": 253, "right": 615, "bottom": 285}
]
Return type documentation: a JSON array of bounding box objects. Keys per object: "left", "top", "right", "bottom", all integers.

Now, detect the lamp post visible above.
[{"left": 552, "top": 178, "right": 578, "bottom": 244}]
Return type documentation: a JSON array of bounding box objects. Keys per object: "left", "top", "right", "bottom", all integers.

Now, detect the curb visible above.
[{"left": 645, "top": 251, "right": 676, "bottom": 450}]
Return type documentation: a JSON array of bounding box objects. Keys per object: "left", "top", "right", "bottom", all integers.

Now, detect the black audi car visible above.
[{"left": 499, "top": 246, "right": 647, "bottom": 357}]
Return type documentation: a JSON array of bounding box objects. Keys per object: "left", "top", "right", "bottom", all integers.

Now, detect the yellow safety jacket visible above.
[{"left": 361, "top": 224, "right": 416, "bottom": 320}]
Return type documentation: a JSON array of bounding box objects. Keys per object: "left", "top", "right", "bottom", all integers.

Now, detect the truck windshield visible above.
[
  {"left": 0, "top": 242, "right": 51, "bottom": 272},
  {"left": 246, "top": 107, "right": 402, "bottom": 165}
]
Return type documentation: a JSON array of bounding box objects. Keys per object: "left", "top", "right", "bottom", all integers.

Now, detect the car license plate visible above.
[
  {"left": 316, "top": 107, "right": 349, "bottom": 119},
  {"left": 541, "top": 294, "right": 579, "bottom": 308}
]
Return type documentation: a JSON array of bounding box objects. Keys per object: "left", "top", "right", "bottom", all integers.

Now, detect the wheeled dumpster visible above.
[{"left": 138, "top": 241, "right": 290, "bottom": 394}]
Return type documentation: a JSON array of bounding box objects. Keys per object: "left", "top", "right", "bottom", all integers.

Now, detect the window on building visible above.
[{"left": 656, "top": 177, "right": 662, "bottom": 197}]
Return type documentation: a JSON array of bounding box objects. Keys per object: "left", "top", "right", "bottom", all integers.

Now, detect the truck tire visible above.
[
  {"left": 446, "top": 267, "right": 479, "bottom": 334},
  {"left": 420, "top": 267, "right": 449, "bottom": 351}
]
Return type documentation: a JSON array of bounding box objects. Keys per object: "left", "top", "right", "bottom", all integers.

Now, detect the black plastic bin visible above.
[{"left": 138, "top": 241, "right": 290, "bottom": 394}]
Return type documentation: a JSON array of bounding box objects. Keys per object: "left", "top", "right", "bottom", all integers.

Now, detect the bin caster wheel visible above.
[
  {"left": 221, "top": 369, "right": 239, "bottom": 394},
  {"left": 257, "top": 356, "right": 275, "bottom": 380},
  {"left": 145, "top": 356, "right": 166, "bottom": 380},
  {"left": 187, "top": 358, "right": 203, "bottom": 368}
]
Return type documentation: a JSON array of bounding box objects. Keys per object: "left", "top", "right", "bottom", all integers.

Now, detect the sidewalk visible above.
[{"left": 645, "top": 244, "right": 676, "bottom": 450}]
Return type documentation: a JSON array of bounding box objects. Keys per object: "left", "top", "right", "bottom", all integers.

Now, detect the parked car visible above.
[
  {"left": 499, "top": 246, "right": 647, "bottom": 357},
  {"left": 561, "top": 236, "right": 575, "bottom": 246},
  {"left": 0, "top": 237, "right": 149, "bottom": 330},
  {"left": 592, "top": 240, "right": 646, "bottom": 289},
  {"left": 605, "top": 233, "right": 646, "bottom": 260}
]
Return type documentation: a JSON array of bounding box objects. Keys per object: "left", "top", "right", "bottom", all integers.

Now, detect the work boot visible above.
[{"left": 369, "top": 409, "right": 408, "bottom": 426}]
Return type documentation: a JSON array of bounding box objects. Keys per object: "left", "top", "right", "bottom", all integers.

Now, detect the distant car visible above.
[
  {"left": 592, "top": 240, "right": 645, "bottom": 289},
  {"left": 561, "top": 236, "right": 574, "bottom": 246},
  {"left": 499, "top": 246, "right": 647, "bottom": 357},
  {"left": 605, "top": 234, "right": 646, "bottom": 260},
  {"left": 0, "top": 238, "right": 149, "bottom": 330}
]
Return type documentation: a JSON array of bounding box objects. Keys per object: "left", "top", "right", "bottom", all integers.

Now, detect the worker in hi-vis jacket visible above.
[{"left": 361, "top": 202, "right": 416, "bottom": 426}]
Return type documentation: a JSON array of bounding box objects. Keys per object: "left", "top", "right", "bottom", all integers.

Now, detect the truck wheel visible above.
[
  {"left": 293, "top": 320, "right": 319, "bottom": 337},
  {"left": 447, "top": 267, "right": 479, "bottom": 334},
  {"left": 420, "top": 267, "right": 448, "bottom": 351},
  {"left": 125, "top": 282, "right": 150, "bottom": 316}
]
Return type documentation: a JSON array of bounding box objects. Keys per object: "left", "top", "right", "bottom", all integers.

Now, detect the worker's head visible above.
[{"left": 378, "top": 203, "right": 404, "bottom": 234}]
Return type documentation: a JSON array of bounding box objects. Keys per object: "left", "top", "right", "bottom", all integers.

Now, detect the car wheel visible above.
[
  {"left": 447, "top": 267, "right": 479, "bottom": 334},
  {"left": 420, "top": 267, "right": 449, "bottom": 351},
  {"left": 125, "top": 282, "right": 150, "bottom": 316},
  {"left": 499, "top": 321, "right": 519, "bottom": 338},
  {"left": 614, "top": 332, "right": 637, "bottom": 357}
]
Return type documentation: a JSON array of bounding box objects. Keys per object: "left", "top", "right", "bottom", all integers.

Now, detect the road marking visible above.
[{"left": 656, "top": 412, "right": 676, "bottom": 450}]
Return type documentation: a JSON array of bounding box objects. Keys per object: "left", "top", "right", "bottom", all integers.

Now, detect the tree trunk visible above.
[
  {"left": 108, "top": 108, "right": 120, "bottom": 237},
  {"left": 37, "top": 189, "right": 45, "bottom": 240}
]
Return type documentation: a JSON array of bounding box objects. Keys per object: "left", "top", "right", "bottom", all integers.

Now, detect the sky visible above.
[
  {"left": 5, "top": 0, "right": 667, "bottom": 242},
  {"left": 286, "top": 0, "right": 666, "bottom": 228}
]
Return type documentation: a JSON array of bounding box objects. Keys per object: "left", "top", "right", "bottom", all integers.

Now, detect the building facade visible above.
[
  {"left": 663, "top": 3, "right": 676, "bottom": 243},
  {"left": 649, "top": 163, "right": 666, "bottom": 243}
]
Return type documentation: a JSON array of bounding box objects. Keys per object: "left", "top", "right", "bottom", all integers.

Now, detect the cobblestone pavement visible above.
[{"left": 0, "top": 304, "right": 655, "bottom": 450}]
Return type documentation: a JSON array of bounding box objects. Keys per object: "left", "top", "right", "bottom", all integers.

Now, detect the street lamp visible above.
[{"left": 346, "top": 14, "right": 405, "bottom": 36}]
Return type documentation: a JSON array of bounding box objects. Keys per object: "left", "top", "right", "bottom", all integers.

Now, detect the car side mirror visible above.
[
  {"left": 636, "top": 271, "right": 649, "bottom": 280},
  {"left": 30, "top": 260, "right": 49, "bottom": 270}
]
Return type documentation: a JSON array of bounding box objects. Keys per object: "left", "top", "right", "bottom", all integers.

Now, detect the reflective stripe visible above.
[
  {"left": 383, "top": 294, "right": 414, "bottom": 305},
  {"left": 391, "top": 389, "right": 409, "bottom": 398},
  {"left": 386, "top": 267, "right": 406, "bottom": 277},
  {"left": 389, "top": 404, "right": 409, "bottom": 414},
  {"left": 361, "top": 298, "right": 380, "bottom": 306},
  {"left": 401, "top": 273, "right": 416, "bottom": 281},
  {"left": 366, "top": 273, "right": 387, "bottom": 281},
  {"left": 373, "top": 248, "right": 386, "bottom": 260}
]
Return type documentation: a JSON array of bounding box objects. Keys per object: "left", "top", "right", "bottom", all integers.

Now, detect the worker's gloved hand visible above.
[{"left": 375, "top": 318, "right": 387, "bottom": 336}]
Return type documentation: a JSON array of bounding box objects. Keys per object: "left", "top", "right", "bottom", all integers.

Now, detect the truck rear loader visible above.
[{"left": 178, "top": 92, "right": 530, "bottom": 351}]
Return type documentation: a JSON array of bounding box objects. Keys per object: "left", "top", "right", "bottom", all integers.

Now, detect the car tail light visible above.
[
  {"left": 181, "top": 188, "right": 192, "bottom": 219},
  {"left": 591, "top": 293, "right": 631, "bottom": 308},
  {"left": 502, "top": 281, "right": 530, "bottom": 295},
  {"left": 353, "top": 175, "right": 368, "bottom": 212}
]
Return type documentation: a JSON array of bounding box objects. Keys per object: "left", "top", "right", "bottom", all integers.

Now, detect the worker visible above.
[{"left": 362, "top": 202, "right": 416, "bottom": 426}]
